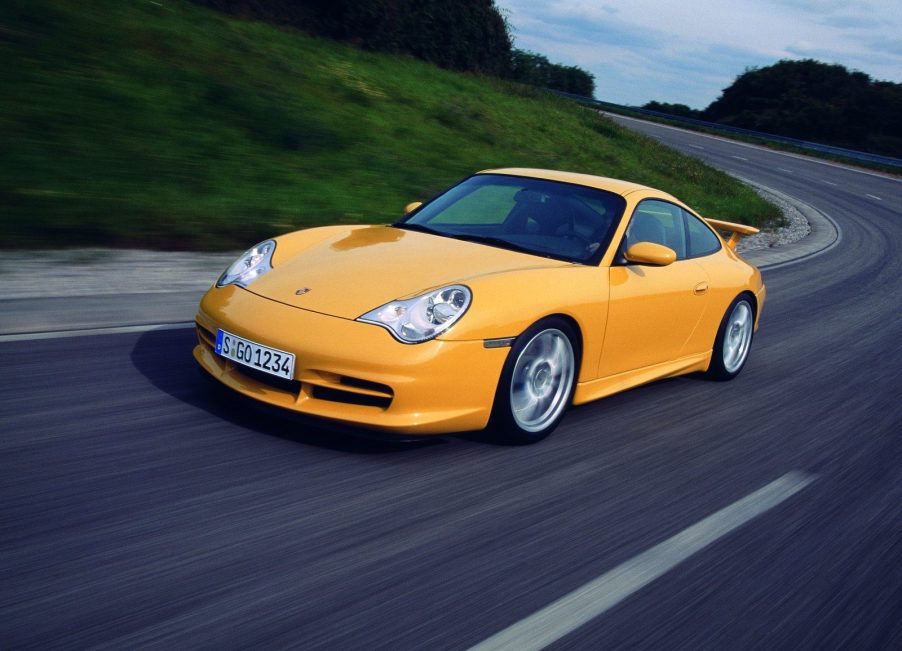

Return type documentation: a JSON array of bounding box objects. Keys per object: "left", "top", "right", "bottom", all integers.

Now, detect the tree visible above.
[
  {"left": 509, "top": 49, "right": 595, "bottom": 97},
  {"left": 703, "top": 59, "right": 901, "bottom": 156},
  {"left": 191, "top": 0, "right": 514, "bottom": 76},
  {"left": 642, "top": 102, "right": 702, "bottom": 119}
]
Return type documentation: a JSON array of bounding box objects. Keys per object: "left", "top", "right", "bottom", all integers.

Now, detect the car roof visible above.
[{"left": 477, "top": 168, "right": 657, "bottom": 197}]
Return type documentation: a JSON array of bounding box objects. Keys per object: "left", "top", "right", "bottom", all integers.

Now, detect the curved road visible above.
[{"left": 2, "top": 120, "right": 901, "bottom": 649}]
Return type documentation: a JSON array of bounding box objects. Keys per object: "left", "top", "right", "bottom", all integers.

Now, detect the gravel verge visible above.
[{"left": 736, "top": 183, "right": 810, "bottom": 253}]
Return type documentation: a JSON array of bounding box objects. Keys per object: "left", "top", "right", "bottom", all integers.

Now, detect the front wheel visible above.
[
  {"left": 705, "top": 295, "right": 755, "bottom": 381},
  {"left": 490, "top": 318, "right": 578, "bottom": 444}
]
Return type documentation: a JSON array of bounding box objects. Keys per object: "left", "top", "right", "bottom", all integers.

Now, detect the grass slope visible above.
[{"left": 0, "top": 0, "right": 780, "bottom": 250}]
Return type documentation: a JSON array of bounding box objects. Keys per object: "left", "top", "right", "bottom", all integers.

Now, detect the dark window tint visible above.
[
  {"left": 399, "top": 174, "right": 627, "bottom": 264},
  {"left": 625, "top": 200, "right": 687, "bottom": 258},
  {"left": 684, "top": 209, "right": 721, "bottom": 257}
]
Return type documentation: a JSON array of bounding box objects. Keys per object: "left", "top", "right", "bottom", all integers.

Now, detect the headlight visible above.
[
  {"left": 216, "top": 240, "right": 276, "bottom": 288},
  {"left": 358, "top": 285, "right": 471, "bottom": 343}
]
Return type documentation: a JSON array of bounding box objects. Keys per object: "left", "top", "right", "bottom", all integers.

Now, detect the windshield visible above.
[{"left": 395, "top": 174, "right": 626, "bottom": 265}]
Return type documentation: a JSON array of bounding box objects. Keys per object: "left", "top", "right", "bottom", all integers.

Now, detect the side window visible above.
[
  {"left": 625, "top": 200, "right": 687, "bottom": 258},
  {"left": 683, "top": 209, "right": 722, "bottom": 257}
]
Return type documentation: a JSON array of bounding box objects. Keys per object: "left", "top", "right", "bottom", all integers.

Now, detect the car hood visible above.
[{"left": 244, "top": 225, "right": 571, "bottom": 319}]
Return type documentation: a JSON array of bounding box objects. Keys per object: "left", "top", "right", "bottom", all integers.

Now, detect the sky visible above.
[{"left": 495, "top": 0, "right": 902, "bottom": 109}]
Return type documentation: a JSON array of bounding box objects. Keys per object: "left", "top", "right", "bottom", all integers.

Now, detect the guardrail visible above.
[{"left": 549, "top": 90, "right": 902, "bottom": 170}]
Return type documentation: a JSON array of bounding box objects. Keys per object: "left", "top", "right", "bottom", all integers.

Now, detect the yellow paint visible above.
[
  {"left": 624, "top": 242, "right": 677, "bottom": 266},
  {"left": 195, "top": 169, "right": 765, "bottom": 435},
  {"left": 705, "top": 217, "right": 760, "bottom": 250}
]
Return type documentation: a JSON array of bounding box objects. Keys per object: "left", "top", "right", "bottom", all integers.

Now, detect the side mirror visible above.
[
  {"left": 624, "top": 242, "right": 677, "bottom": 266},
  {"left": 404, "top": 201, "right": 423, "bottom": 215}
]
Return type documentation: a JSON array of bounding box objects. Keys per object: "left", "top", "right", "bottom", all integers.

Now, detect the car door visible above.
[{"left": 599, "top": 200, "right": 710, "bottom": 377}]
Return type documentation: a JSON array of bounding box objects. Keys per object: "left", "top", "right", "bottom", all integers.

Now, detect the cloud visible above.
[
  {"left": 497, "top": 0, "right": 902, "bottom": 107},
  {"left": 865, "top": 36, "right": 902, "bottom": 57},
  {"left": 820, "top": 14, "right": 881, "bottom": 29},
  {"left": 507, "top": 7, "right": 662, "bottom": 51}
]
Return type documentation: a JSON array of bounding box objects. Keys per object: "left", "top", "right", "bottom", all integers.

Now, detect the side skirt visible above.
[{"left": 573, "top": 351, "right": 712, "bottom": 406}]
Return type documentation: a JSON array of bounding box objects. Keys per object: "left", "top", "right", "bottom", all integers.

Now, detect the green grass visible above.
[{"left": 0, "top": 0, "right": 781, "bottom": 250}]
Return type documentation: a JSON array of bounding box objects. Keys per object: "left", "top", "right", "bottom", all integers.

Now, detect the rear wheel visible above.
[
  {"left": 491, "top": 318, "right": 578, "bottom": 444},
  {"left": 705, "top": 295, "right": 754, "bottom": 380}
]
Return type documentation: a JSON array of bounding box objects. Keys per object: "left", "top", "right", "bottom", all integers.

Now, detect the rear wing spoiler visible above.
[{"left": 705, "top": 218, "right": 759, "bottom": 251}]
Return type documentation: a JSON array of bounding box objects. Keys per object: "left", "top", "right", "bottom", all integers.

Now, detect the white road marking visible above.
[
  {"left": 690, "top": 144, "right": 705, "bottom": 150},
  {"left": 468, "top": 471, "right": 817, "bottom": 651},
  {"left": 866, "top": 194, "right": 883, "bottom": 201},
  {"left": 0, "top": 322, "right": 194, "bottom": 343},
  {"left": 778, "top": 168, "right": 794, "bottom": 174},
  {"left": 731, "top": 155, "right": 749, "bottom": 161},
  {"left": 821, "top": 180, "right": 838, "bottom": 186}
]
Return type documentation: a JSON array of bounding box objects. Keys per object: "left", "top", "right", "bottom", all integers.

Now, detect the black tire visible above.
[
  {"left": 490, "top": 317, "right": 579, "bottom": 444},
  {"left": 705, "top": 294, "right": 755, "bottom": 381}
]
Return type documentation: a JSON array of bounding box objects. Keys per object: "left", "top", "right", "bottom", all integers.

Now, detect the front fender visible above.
[{"left": 439, "top": 265, "right": 610, "bottom": 382}]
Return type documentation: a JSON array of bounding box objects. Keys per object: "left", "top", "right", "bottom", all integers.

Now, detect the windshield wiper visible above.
[
  {"left": 393, "top": 225, "right": 578, "bottom": 262},
  {"left": 392, "top": 222, "right": 444, "bottom": 236},
  {"left": 447, "top": 233, "right": 545, "bottom": 258}
]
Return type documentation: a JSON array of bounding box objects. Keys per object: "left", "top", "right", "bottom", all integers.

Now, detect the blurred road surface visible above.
[{"left": 2, "top": 120, "right": 901, "bottom": 648}]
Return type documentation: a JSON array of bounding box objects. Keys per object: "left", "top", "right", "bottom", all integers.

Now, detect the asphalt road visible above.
[{"left": 3, "top": 121, "right": 901, "bottom": 649}]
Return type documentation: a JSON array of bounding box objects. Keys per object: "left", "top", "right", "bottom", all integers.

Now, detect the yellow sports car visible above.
[{"left": 194, "top": 168, "right": 764, "bottom": 443}]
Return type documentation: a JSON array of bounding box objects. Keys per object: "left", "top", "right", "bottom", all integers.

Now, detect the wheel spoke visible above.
[
  {"left": 534, "top": 392, "right": 554, "bottom": 417},
  {"left": 509, "top": 327, "right": 576, "bottom": 432},
  {"left": 512, "top": 392, "right": 539, "bottom": 420},
  {"left": 546, "top": 337, "right": 564, "bottom": 372},
  {"left": 722, "top": 301, "right": 753, "bottom": 374}
]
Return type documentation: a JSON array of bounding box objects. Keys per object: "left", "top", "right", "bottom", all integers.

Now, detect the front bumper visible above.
[{"left": 194, "top": 286, "right": 509, "bottom": 434}]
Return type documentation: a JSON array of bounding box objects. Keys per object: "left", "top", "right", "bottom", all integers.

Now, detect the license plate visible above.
[{"left": 215, "top": 329, "right": 295, "bottom": 380}]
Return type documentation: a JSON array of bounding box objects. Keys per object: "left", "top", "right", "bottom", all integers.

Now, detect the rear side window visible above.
[{"left": 684, "top": 209, "right": 721, "bottom": 257}]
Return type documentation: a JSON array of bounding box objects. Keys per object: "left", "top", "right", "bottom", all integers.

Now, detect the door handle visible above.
[{"left": 693, "top": 282, "right": 709, "bottom": 296}]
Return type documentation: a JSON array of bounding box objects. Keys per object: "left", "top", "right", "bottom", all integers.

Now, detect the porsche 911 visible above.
[{"left": 194, "top": 168, "right": 764, "bottom": 443}]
